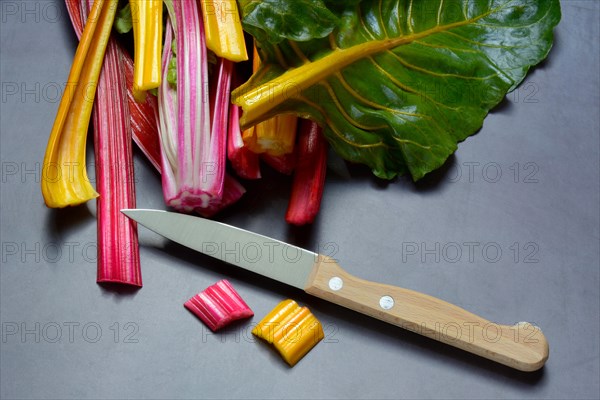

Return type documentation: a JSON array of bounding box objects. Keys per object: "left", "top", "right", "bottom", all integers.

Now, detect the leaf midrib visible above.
[{"left": 234, "top": 3, "right": 509, "bottom": 129}]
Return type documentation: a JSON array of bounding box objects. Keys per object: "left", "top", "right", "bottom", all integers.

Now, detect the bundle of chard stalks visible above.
[
  {"left": 40, "top": 0, "right": 560, "bottom": 286},
  {"left": 42, "top": 0, "right": 327, "bottom": 286}
]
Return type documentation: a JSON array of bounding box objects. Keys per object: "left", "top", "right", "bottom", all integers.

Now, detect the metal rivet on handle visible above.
[
  {"left": 379, "top": 295, "right": 394, "bottom": 310},
  {"left": 328, "top": 277, "right": 343, "bottom": 291}
]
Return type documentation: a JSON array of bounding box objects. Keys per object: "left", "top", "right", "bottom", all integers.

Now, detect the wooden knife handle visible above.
[{"left": 305, "top": 255, "right": 548, "bottom": 371}]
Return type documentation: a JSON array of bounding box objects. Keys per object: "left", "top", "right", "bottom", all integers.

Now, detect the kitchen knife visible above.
[{"left": 122, "top": 209, "right": 548, "bottom": 371}]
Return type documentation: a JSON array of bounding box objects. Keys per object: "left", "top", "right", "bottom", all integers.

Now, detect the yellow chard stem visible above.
[
  {"left": 233, "top": 43, "right": 378, "bottom": 130},
  {"left": 255, "top": 114, "right": 297, "bottom": 156},
  {"left": 232, "top": 18, "right": 497, "bottom": 130},
  {"left": 242, "top": 45, "right": 297, "bottom": 156},
  {"left": 130, "top": 0, "right": 162, "bottom": 101},
  {"left": 200, "top": 0, "right": 248, "bottom": 62},
  {"left": 41, "top": 0, "right": 118, "bottom": 208}
]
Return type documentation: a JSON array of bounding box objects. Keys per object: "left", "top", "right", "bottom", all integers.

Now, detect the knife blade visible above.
[
  {"left": 123, "top": 208, "right": 316, "bottom": 289},
  {"left": 122, "top": 209, "right": 548, "bottom": 372}
]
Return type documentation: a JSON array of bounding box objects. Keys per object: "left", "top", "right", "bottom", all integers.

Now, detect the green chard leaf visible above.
[
  {"left": 238, "top": 0, "right": 339, "bottom": 44},
  {"left": 234, "top": 0, "right": 561, "bottom": 180}
]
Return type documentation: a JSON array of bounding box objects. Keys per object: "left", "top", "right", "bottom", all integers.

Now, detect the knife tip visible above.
[
  {"left": 120, "top": 209, "right": 139, "bottom": 220},
  {"left": 121, "top": 209, "right": 166, "bottom": 220}
]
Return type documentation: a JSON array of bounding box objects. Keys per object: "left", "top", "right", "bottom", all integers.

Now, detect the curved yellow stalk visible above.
[
  {"left": 41, "top": 0, "right": 118, "bottom": 207},
  {"left": 232, "top": 18, "right": 494, "bottom": 130},
  {"left": 200, "top": 0, "right": 248, "bottom": 62}
]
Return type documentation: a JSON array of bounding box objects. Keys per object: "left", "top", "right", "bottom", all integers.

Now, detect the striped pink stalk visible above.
[
  {"left": 93, "top": 41, "right": 142, "bottom": 286},
  {"left": 160, "top": 0, "right": 214, "bottom": 210},
  {"left": 204, "top": 57, "right": 233, "bottom": 198},
  {"left": 73, "top": 0, "right": 141, "bottom": 286},
  {"left": 227, "top": 72, "right": 261, "bottom": 179},
  {"left": 158, "top": 18, "right": 179, "bottom": 205},
  {"left": 184, "top": 280, "right": 254, "bottom": 331},
  {"left": 285, "top": 120, "right": 328, "bottom": 226},
  {"left": 159, "top": 0, "right": 245, "bottom": 215}
]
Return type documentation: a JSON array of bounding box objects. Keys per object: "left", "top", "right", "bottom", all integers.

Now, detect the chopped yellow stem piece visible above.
[
  {"left": 242, "top": 46, "right": 297, "bottom": 156},
  {"left": 41, "top": 0, "right": 119, "bottom": 208},
  {"left": 252, "top": 299, "right": 324, "bottom": 366},
  {"left": 130, "top": 0, "right": 162, "bottom": 101},
  {"left": 200, "top": 0, "right": 248, "bottom": 62}
]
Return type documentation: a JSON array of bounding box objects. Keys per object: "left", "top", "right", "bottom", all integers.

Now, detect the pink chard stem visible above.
[
  {"left": 159, "top": 0, "right": 244, "bottom": 215},
  {"left": 227, "top": 70, "right": 261, "bottom": 180},
  {"left": 68, "top": 0, "right": 142, "bottom": 286},
  {"left": 285, "top": 120, "right": 328, "bottom": 225},
  {"left": 93, "top": 38, "right": 142, "bottom": 286},
  {"left": 227, "top": 104, "right": 261, "bottom": 180},
  {"left": 184, "top": 279, "right": 253, "bottom": 332}
]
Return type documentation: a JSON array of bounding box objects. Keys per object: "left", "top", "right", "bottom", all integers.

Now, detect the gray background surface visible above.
[{"left": 1, "top": 1, "right": 599, "bottom": 399}]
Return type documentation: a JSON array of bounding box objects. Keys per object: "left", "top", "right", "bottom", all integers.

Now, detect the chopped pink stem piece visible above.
[{"left": 184, "top": 280, "right": 253, "bottom": 331}]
